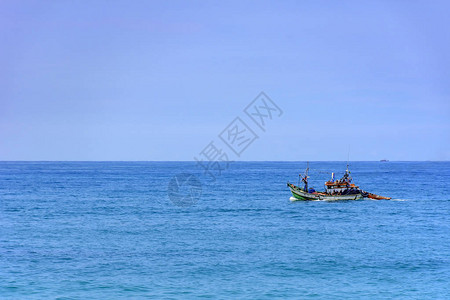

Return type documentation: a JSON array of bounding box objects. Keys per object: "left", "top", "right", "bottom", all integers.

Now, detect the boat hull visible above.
[
  {"left": 367, "top": 193, "right": 391, "bottom": 200},
  {"left": 288, "top": 183, "right": 363, "bottom": 201}
]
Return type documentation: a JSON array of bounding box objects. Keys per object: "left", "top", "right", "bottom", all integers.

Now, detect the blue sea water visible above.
[{"left": 0, "top": 161, "right": 449, "bottom": 299}]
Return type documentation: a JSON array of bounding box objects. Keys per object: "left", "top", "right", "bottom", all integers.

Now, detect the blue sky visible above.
[{"left": 1, "top": 0, "right": 449, "bottom": 160}]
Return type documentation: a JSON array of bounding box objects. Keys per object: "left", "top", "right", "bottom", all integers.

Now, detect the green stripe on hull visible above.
[{"left": 291, "top": 192, "right": 308, "bottom": 200}]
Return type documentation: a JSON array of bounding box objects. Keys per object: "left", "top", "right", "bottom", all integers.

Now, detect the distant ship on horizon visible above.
[{"left": 380, "top": 159, "right": 389, "bottom": 162}]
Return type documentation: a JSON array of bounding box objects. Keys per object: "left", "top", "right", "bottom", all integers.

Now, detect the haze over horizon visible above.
[{"left": 1, "top": 1, "right": 449, "bottom": 161}]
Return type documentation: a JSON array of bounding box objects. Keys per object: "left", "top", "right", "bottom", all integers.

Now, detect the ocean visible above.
[{"left": 0, "top": 161, "right": 449, "bottom": 299}]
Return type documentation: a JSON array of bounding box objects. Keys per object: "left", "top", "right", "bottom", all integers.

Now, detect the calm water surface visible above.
[{"left": 0, "top": 162, "right": 449, "bottom": 299}]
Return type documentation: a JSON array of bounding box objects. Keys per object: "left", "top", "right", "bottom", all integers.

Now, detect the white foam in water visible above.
[
  {"left": 290, "top": 196, "right": 406, "bottom": 202},
  {"left": 289, "top": 196, "right": 323, "bottom": 202}
]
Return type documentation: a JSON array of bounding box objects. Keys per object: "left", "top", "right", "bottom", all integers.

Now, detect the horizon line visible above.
[{"left": 0, "top": 160, "right": 448, "bottom": 163}]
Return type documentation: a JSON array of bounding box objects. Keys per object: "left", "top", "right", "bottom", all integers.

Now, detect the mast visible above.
[
  {"left": 345, "top": 154, "right": 352, "bottom": 183},
  {"left": 303, "top": 162, "right": 309, "bottom": 191},
  {"left": 346, "top": 146, "right": 350, "bottom": 174}
]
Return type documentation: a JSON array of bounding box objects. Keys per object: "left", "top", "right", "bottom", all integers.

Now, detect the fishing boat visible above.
[{"left": 287, "top": 163, "right": 390, "bottom": 201}]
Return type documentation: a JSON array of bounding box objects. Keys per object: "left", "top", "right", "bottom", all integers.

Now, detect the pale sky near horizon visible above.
[{"left": 1, "top": 0, "right": 449, "bottom": 161}]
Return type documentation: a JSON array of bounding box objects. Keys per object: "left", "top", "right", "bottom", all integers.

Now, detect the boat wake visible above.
[
  {"left": 289, "top": 196, "right": 326, "bottom": 202},
  {"left": 290, "top": 196, "right": 405, "bottom": 202}
]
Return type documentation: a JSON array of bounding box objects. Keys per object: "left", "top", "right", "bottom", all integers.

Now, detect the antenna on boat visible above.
[
  {"left": 346, "top": 146, "right": 350, "bottom": 173},
  {"left": 345, "top": 147, "right": 353, "bottom": 183}
]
